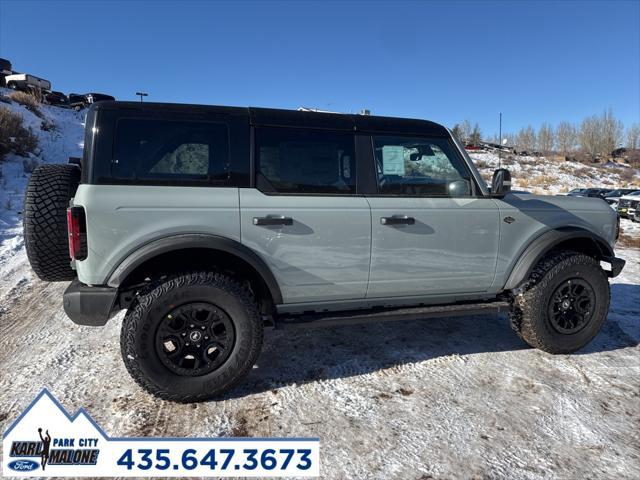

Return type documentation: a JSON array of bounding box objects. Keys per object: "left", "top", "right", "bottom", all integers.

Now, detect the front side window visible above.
[
  {"left": 373, "top": 136, "right": 473, "bottom": 196},
  {"left": 113, "top": 119, "right": 229, "bottom": 183},
  {"left": 256, "top": 127, "right": 356, "bottom": 194}
]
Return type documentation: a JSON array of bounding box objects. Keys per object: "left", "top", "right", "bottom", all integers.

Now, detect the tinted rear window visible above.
[
  {"left": 255, "top": 127, "right": 356, "bottom": 194},
  {"left": 113, "top": 118, "right": 229, "bottom": 184}
]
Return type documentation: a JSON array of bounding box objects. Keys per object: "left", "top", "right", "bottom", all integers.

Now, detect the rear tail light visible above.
[{"left": 67, "top": 206, "right": 87, "bottom": 260}]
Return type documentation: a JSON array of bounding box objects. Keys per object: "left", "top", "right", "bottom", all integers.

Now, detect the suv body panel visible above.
[
  {"left": 492, "top": 193, "right": 617, "bottom": 290},
  {"left": 366, "top": 196, "right": 500, "bottom": 297},
  {"left": 72, "top": 184, "right": 241, "bottom": 285},
  {"left": 105, "top": 233, "right": 283, "bottom": 303},
  {"left": 239, "top": 189, "right": 371, "bottom": 303}
]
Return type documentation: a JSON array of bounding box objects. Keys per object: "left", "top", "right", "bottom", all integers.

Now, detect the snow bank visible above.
[{"left": 0, "top": 89, "right": 84, "bottom": 296}]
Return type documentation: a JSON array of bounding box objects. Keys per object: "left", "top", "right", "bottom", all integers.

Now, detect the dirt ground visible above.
[{"left": 0, "top": 248, "right": 638, "bottom": 480}]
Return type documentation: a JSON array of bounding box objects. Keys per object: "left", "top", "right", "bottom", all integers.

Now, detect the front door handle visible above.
[
  {"left": 253, "top": 215, "right": 293, "bottom": 226},
  {"left": 381, "top": 215, "right": 415, "bottom": 226}
]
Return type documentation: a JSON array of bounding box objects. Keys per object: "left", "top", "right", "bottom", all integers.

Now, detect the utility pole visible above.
[
  {"left": 136, "top": 92, "right": 148, "bottom": 102},
  {"left": 498, "top": 112, "right": 502, "bottom": 169}
]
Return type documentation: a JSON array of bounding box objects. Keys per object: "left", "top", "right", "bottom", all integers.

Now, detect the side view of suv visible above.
[{"left": 23, "top": 102, "right": 624, "bottom": 402}]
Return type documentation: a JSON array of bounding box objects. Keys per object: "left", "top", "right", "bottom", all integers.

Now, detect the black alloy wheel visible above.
[
  {"left": 156, "top": 302, "right": 235, "bottom": 376},
  {"left": 547, "top": 278, "right": 596, "bottom": 334}
]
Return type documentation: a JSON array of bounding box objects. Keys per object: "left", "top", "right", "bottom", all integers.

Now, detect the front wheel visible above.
[
  {"left": 121, "top": 272, "right": 263, "bottom": 402},
  {"left": 509, "top": 251, "right": 610, "bottom": 354}
]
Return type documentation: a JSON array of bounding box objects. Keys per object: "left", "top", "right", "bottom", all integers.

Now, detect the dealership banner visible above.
[{"left": 2, "top": 389, "right": 319, "bottom": 477}]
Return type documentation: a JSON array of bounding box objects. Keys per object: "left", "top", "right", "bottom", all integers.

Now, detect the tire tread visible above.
[
  {"left": 120, "top": 271, "right": 262, "bottom": 403},
  {"left": 23, "top": 164, "right": 80, "bottom": 281},
  {"left": 509, "top": 251, "right": 609, "bottom": 354}
]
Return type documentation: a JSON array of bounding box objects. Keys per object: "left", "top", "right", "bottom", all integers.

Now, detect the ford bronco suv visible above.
[{"left": 23, "top": 102, "right": 625, "bottom": 402}]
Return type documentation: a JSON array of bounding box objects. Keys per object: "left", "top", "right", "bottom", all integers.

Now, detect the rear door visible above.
[
  {"left": 240, "top": 126, "right": 371, "bottom": 304},
  {"left": 366, "top": 134, "right": 500, "bottom": 298}
]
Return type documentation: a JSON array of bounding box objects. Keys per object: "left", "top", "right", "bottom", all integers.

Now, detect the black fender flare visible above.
[
  {"left": 503, "top": 227, "right": 614, "bottom": 291},
  {"left": 106, "top": 234, "right": 283, "bottom": 304}
]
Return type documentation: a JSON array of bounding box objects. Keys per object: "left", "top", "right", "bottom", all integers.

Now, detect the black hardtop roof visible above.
[{"left": 92, "top": 101, "right": 450, "bottom": 137}]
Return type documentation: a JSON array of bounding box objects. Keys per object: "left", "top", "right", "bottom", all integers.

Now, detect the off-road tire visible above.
[
  {"left": 121, "top": 272, "right": 263, "bottom": 402},
  {"left": 509, "top": 251, "right": 609, "bottom": 354},
  {"left": 23, "top": 164, "right": 80, "bottom": 281}
]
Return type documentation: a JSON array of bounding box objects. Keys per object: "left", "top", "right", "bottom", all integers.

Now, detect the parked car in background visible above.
[
  {"left": 617, "top": 191, "right": 640, "bottom": 218},
  {"left": 4, "top": 73, "right": 51, "bottom": 92},
  {"left": 68, "top": 93, "right": 86, "bottom": 111},
  {"left": 68, "top": 92, "right": 116, "bottom": 111},
  {"left": 604, "top": 188, "right": 639, "bottom": 210},
  {"left": 569, "top": 188, "right": 612, "bottom": 198},
  {"left": 85, "top": 92, "right": 115, "bottom": 104},
  {"left": 43, "top": 90, "right": 69, "bottom": 107},
  {"left": 0, "top": 57, "right": 12, "bottom": 87},
  {"left": 565, "top": 188, "right": 586, "bottom": 196}
]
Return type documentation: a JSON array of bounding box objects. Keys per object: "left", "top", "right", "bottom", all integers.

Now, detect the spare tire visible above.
[{"left": 24, "top": 164, "right": 80, "bottom": 281}]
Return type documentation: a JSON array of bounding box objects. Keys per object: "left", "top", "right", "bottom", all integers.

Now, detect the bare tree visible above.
[
  {"left": 579, "top": 115, "right": 600, "bottom": 159},
  {"left": 600, "top": 109, "right": 623, "bottom": 157},
  {"left": 459, "top": 119, "right": 472, "bottom": 145},
  {"left": 470, "top": 123, "right": 482, "bottom": 146},
  {"left": 625, "top": 123, "right": 640, "bottom": 149},
  {"left": 537, "top": 122, "right": 555, "bottom": 156},
  {"left": 451, "top": 124, "right": 463, "bottom": 143},
  {"left": 516, "top": 125, "right": 536, "bottom": 153},
  {"left": 504, "top": 133, "right": 517, "bottom": 149},
  {"left": 556, "top": 121, "right": 578, "bottom": 157}
]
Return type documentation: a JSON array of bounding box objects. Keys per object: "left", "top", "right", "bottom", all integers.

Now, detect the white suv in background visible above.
[
  {"left": 604, "top": 188, "right": 639, "bottom": 211},
  {"left": 617, "top": 191, "right": 640, "bottom": 218}
]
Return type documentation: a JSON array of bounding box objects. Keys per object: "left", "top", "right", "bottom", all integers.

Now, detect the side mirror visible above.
[
  {"left": 491, "top": 168, "right": 512, "bottom": 197},
  {"left": 448, "top": 179, "right": 471, "bottom": 196}
]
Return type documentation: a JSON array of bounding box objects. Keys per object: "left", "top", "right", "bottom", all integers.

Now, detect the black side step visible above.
[{"left": 277, "top": 300, "right": 511, "bottom": 329}]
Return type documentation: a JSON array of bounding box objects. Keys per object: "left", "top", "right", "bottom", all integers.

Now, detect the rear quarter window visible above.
[{"left": 112, "top": 118, "right": 230, "bottom": 185}]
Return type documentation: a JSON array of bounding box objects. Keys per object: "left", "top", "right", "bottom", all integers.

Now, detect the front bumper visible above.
[
  {"left": 63, "top": 279, "right": 119, "bottom": 326},
  {"left": 603, "top": 256, "right": 625, "bottom": 278}
]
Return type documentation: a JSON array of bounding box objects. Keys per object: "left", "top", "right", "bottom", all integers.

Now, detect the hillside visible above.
[
  {"left": 0, "top": 89, "right": 83, "bottom": 296},
  {"left": 470, "top": 150, "right": 639, "bottom": 195}
]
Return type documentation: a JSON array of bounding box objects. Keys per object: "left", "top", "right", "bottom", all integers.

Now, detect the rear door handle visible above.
[
  {"left": 381, "top": 215, "right": 415, "bottom": 226},
  {"left": 253, "top": 215, "right": 293, "bottom": 226}
]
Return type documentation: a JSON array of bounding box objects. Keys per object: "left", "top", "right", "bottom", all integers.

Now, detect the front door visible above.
[
  {"left": 240, "top": 126, "right": 371, "bottom": 304},
  {"left": 366, "top": 134, "right": 500, "bottom": 298}
]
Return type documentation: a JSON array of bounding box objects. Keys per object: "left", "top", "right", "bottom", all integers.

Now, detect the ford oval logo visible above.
[{"left": 8, "top": 459, "right": 39, "bottom": 471}]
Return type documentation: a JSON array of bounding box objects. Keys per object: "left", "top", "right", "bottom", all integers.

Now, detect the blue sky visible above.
[{"left": 1, "top": 0, "right": 638, "bottom": 137}]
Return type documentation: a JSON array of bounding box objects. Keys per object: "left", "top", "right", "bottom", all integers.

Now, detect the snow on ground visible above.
[
  {"left": 0, "top": 101, "right": 638, "bottom": 479},
  {"left": 621, "top": 218, "right": 640, "bottom": 237},
  {"left": 0, "top": 248, "right": 638, "bottom": 479},
  {"left": 469, "top": 150, "right": 639, "bottom": 195},
  {"left": 0, "top": 88, "right": 84, "bottom": 300}
]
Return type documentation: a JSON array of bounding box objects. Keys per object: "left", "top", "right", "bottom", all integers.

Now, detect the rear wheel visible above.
[
  {"left": 23, "top": 164, "right": 80, "bottom": 281},
  {"left": 509, "top": 251, "right": 610, "bottom": 353},
  {"left": 120, "top": 272, "right": 263, "bottom": 402}
]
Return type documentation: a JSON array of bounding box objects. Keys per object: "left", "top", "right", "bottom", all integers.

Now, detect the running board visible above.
[{"left": 277, "top": 300, "right": 511, "bottom": 329}]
